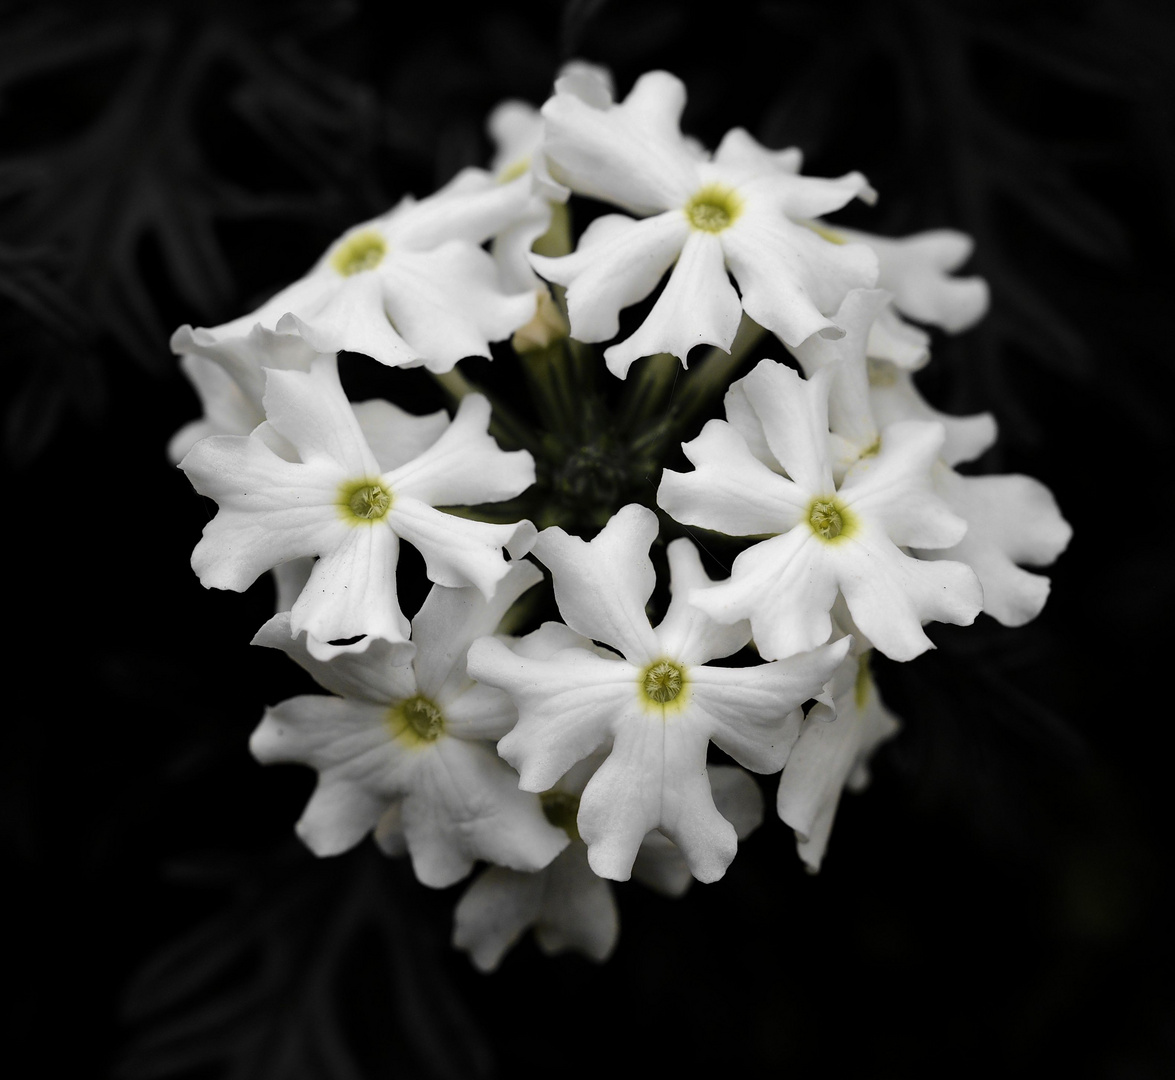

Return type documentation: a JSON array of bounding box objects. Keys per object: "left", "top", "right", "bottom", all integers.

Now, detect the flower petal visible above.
[
  {"left": 388, "top": 497, "right": 533, "bottom": 596},
  {"left": 740, "top": 358, "right": 836, "bottom": 493},
  {"left": 252, "top": 611, "right": 418, "bottom": 703},
  {"left": 250, "top": 695, "right": 399, "bottom": 856},
  {"left": 654, "top": 537, "right": 751, "bottom": 665},
  {"left": 788, "top": 288, "right": 890, "bottom": 454},
  {"left": 351, "top": 399, "right": 449, "bottom": 473},
  {"left": 530, "top": 504, "right": 662, "bottom": 663},
  {"left": 182, "top": 435, "right": 348, "bottom": 592},
  {"left": 380, "top": 243, "right": 536, "bottom": 370},
  {"left": 531, "top": 211, "right": 689, "bottom": 344},
  {"left": 868, "top": 361, "right": 997, "bottom": 467},
  {"left": 452, "top": 865, "right": 546, "bottom": 972},
  {"left": 834, "top": 527, "right": 982, "bottom": 661},
  {"left": 918, "top": 468, "right": 1072, "bottom": 627},
  {"left": 578, "top": 713, "right": 736, "bottom": 883},
  {"left": 540, "top": 69, "right": 699, "bottom": 215},
  {"left": 410, "top": 560, "right": 543, "bottom": 701},
  {"left": 722, "top": 211, "right": 878, "bottom": 347},
  {"left": 657, "top": 419, "right": 807, "bottom": 537},
  {"left": 691, "top": 529, "right": 840, "bottom": 661},
  {"left": 289, "top": 522, "right": 408, "bottom": 649},
  {"left": 841, "top": 420, "right": 968, "bottom": 549},
  {"left": 469, "top": 638, "right": 637, "bottom": 791},
  {"left": 603, "top": 230, "right": 743, "bottom": 378},
  {"left": 689, "top": 637, "right": 850, "bottom": 771},
  {"left": 262, "top": 355, "right": 380, "bottom": 476},
  {"left": 400, "top": 739, "right": 568, "bottom": 888},
  {"left": 276, "top": 273, "right": 420, "bottom": 369},
  {"left": 383, "top": 394, "right": 535, "bottom": 507}
]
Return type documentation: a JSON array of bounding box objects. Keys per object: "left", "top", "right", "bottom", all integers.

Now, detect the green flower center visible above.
[
  {"left": 540, "top": 790, "right": 580, "bottom": 841},
  {"left": 331, "top": 230, "right": 387, "bottom": 276},
  {"left": 641, "top": 659, "right": 685, "bottom": 704},
  {"left": 339, "top": 479, "right": 392, "bottom": 524},
  {"left": 809, "top": 497, "right": 852, "bottom": 541},
  {"left": 394, "top": 695, "right": 445, "bottom": 743},
  {"left": 685, "top": 184, "right": 742, "bottom": 233}
]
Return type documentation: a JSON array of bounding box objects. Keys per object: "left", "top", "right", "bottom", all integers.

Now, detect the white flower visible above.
[
  {"left": 776, "top": 648, "right": 900, "bottom": 872},
  {"left": 452, "top": 759, "right": 763, "bottom": 971},
  {"left": 658, "top": 359, "right": 983, "bottom": 662},
  {"left": 466, "top": 503, "right": 848, "bottom": 883},
  {"left": 529, "top": 70, "right": 879, "bottom": 378},
  {"left": 249, "top": 563, "right": 568, "bottom": 887},
  {"left": 189, "top": 171, "right": 540, "bottom": 372},
  {"left": 180, "top": 354, "right": 535, "bottom": 659}
]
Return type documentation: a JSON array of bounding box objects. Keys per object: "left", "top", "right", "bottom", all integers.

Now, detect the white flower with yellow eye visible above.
[
  {"left": 466, "top": 504, "right": 847, "bottom": 884},
  {"left": 658, "top": 359, "right": 983, "bottom": 662},
  {"left": 249, "top": 563, "right": 567, "bottom": 887},
  {"left": 188, "top": 168, "right": 539, "bottom": 372},
  {"left": 180, "top": 355, "right": 535, "bottom": 660},
  {"left": 528, "top": 70, "right": 879, "bottom": 378}
]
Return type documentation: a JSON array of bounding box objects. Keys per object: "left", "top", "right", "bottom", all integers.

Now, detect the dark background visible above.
[{"left": 4, "top": 0, "right": 1174, "bottom": 1076}]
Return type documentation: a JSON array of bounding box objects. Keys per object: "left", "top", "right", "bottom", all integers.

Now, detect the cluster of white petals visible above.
[{"left": 170, "top": 60, "right": 1071, "bottom": 972}]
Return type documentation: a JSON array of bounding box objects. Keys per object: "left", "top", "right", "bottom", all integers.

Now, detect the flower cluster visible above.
[{"left": 174, "top": 64, "right": 1070, "bottom": 968}]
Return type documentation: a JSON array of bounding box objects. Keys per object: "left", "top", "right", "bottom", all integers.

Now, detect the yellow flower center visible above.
[
  {"left": 330, "top": 230, "right": 387, "bottom": 276},
  {"left": 684, "top": 184, "right": 743, "bottom": 233},
  {"left": 808, "top": 496, "right": 855, "bottom": 542},
  {"left": 339, "top": 479, "right": 392, "bottom": 524},
  {"left": 641, "top": 659, "right": 685, "bottom": 704},
  {"left": 387, "top": 695, "right": 445, "bottom": 745}
]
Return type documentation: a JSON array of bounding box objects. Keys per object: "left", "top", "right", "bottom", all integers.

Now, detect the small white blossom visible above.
[
  {"left": 530, "top": 70, "right": 879, "bottom": 378},
  {"left": 180, "top": 354, "right": 535, "bottom": 659},
  {"left": 249, "top": 563, "right": 567, "bottom": 887},
  {"left": 188, "top": 171, "right": 540, "bottom": 372},
  {"left": 658, "top": 359, "right": 983, "bottom": 661},
  {"left": 467, "top": 504, "right": 848, "bottom": 883}
]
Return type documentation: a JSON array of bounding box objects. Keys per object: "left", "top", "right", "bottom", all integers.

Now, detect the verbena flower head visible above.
[
  {"left": 249, "top": 563, "right": 567, "bottom": 887},
  {"left": 467, "top": 503, "right": 849, "bottom": 882},
  {"left": 530, "top": 70, "right": 879, "bottom": 378},
  {"left": 180, "top": 354, "right": 535, "bottom": 659}
]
